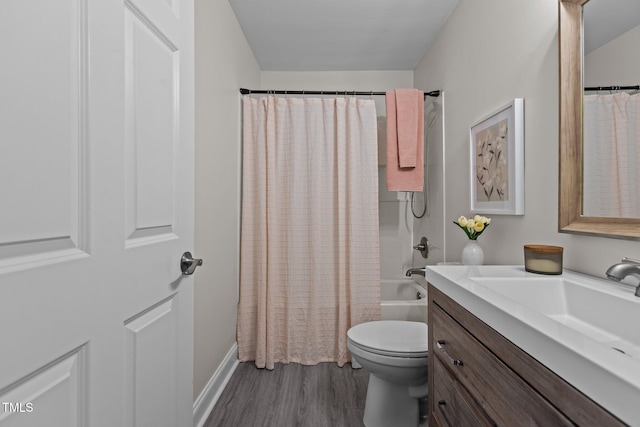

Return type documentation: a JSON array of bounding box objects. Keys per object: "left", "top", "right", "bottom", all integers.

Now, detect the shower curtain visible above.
[
  {"left": 237, "top": 95, "right": 381, "bottom": 370},
  {"left": 583, "top": 93, "right": 640, "bottom": 218}
]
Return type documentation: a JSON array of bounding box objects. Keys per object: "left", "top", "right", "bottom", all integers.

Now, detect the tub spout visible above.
[{"left": 406, "top": 268, "right": 426, "bottom": 277}]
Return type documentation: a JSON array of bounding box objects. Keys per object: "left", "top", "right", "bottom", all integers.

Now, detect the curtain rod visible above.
[
  {"left": 584, "top": 85, "right": 640, "bottom": 92},
  {"left": 239, "top": 88, "right": 441, "bottom": 98}
]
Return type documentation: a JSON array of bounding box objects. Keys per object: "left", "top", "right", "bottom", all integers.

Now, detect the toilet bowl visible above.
[{"left": 347, "top": 320, "right": 428, "bottom": 427}]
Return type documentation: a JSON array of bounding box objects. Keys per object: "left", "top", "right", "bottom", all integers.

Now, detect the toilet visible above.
[{"left": 347, "top": 320, "right": 428, "bottom": 427}]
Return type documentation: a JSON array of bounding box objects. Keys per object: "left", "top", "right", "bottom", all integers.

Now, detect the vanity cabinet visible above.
[{"left": 428, "top": 284, "right": 627, "bottom": 427}]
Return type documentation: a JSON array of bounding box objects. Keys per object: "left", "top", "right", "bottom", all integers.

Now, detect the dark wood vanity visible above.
[{"left": 428, "top": 283, "right": 627, "bottom": 426}]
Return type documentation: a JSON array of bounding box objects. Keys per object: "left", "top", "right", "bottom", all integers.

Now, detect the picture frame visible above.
[{"left": 469, "top": 98, "right": 524, "bottom": 215}]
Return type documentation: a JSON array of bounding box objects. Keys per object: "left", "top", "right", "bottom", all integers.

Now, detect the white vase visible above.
[{"left": 462, "top": 240, "right": 484, "bottom": 265}]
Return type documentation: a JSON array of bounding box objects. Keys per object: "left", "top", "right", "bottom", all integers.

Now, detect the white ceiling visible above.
[
  {"left": 227, "top": 0, "right": 639, "bottom": 71},
  {"left": 228, "top": 0, "right": 459, "bottom": 71}
]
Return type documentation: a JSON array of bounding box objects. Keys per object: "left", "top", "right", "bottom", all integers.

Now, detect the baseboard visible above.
[{"left": 193, "top": 343, "right": 239, "bottom": 427}]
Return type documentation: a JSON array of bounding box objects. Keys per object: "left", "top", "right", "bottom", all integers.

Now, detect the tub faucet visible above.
[
  {"left": 606, "top": 258, "right": 640, "bottom": 297},
  {"left": 406, "top": 268, "right": 426, "bottom": 277}
]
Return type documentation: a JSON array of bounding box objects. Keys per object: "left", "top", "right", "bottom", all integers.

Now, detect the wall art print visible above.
[{"left": 469, "top": 99, "right": 524, "bottom": 215}]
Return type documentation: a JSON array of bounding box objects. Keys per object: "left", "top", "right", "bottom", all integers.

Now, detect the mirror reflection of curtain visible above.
[
  {"left": 237, "top": 95, "right": 381, "bottom": 370},
  {"left": 583, "top": 93, "right": 640, "bottom": 218}
]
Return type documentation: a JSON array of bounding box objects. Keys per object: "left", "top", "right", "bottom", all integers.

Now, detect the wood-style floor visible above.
[{"left": 204, "top": 362, "right": 369, "bottom": 427}]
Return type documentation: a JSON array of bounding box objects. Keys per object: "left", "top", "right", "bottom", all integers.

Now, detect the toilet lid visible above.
[{"left": 347, "top": 320, "right": 428, "bottom": 357}]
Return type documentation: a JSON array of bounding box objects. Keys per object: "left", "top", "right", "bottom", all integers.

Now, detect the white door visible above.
[{"left": 0, "top": 0, "right": 195, "bottom": 425}]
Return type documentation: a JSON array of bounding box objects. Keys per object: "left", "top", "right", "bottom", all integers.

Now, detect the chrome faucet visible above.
[
  {"left": 406, "top": 268, "right": 426, "bottom": 277},
  {"left": 606, "top": 257, "right": 640, "bottom": 297}
]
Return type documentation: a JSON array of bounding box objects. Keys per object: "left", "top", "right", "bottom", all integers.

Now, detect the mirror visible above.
[
  {"left": 558, "top": 0, "right": 640, "bottom": 239},
  {"left": 583, "top": 0, "right": 640, "bottom": 219}
]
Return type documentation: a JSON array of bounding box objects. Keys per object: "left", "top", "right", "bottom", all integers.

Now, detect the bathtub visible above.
[{"left": 380, "top": 278, "right": 428, "bottom": 323}]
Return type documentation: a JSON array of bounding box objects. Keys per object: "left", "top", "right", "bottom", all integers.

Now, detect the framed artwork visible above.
[{"left": 470, "top": 99, "right": 524, "bottom": 215}]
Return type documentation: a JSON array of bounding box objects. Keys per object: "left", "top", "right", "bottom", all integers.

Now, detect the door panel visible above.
[
  {"left": 0, "top": 347, "right": 87, "bottom": 427},
  {"left": 124, "top": 3, "right": 178, "bottom": 243},
  {"left": 125, "top": 296, "right": 179, "bottom": 427},
  {"left": 0, "top": 0, "right": 88, "bottom": 264}
]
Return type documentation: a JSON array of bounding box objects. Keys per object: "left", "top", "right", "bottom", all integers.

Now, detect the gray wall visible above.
[
  {"left": 194, "top": 0, "right": 260, "bottom": 400},
  {"left": 414, "top": 0, "right": 640, "bottom": 275}
]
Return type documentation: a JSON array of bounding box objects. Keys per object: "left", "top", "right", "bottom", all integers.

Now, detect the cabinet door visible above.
[
  {"left": 432, "top": 357, "right": 494, "bottom": 426},
  {"left": 431, "top": 304, "right": 574, "bottom": 426}
]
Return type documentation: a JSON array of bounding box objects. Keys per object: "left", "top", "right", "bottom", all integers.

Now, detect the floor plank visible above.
[{"left": 204, "top": 362, "right": 369, "bottom": 427}]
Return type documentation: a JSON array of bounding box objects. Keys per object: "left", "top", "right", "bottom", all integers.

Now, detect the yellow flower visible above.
[
  {"left": 453, "top": 214, "right": 492, "bottom": 240},
  {"left": 466, "top": 218, "right": 476, "bottom": 231}
]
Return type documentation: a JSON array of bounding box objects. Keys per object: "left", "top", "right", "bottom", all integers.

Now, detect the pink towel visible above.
[{"left": 386, "top": 89, "right": 424, "bottom": 191}]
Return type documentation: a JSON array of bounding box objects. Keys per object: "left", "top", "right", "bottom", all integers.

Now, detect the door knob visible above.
[{"left": 181, "top": 252, "right": 203, "bottom": 275}]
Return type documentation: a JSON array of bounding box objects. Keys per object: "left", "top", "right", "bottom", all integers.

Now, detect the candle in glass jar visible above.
[{"left": 524, "top": 245, "right": 563, "bottom": 275}]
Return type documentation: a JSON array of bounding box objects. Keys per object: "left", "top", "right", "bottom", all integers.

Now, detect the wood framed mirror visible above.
[{"left": 558, "top": 0, "right": 640, "bottom": 239}]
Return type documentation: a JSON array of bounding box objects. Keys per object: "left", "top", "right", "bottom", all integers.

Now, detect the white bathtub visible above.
[{"left": 380, "top": 278, "right": 428, "bottom": 323}]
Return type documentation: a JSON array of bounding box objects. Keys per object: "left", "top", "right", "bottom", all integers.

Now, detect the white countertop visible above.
[{"left": 425, "top": 265, "right": 640, "bottom": 426}]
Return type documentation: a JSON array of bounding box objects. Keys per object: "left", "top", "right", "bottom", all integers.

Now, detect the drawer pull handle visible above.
[
  {"left": 436, "top": 340, "right": 464, "bottom": 366},
  {"left": 437, "top": 399, "right": 453, "bottom": 425}
]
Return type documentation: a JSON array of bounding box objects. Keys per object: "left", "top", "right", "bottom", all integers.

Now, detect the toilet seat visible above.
[{"left": 347, "top": 320, "right": 428, "bottom": 358}]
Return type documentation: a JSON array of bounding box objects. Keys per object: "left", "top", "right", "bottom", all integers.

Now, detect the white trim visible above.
[{"left": 193, "top": 343, "right": 239, "bottom": 427}]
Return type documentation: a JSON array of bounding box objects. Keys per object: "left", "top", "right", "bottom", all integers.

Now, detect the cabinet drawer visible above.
[
  {"left": 431, "top": 304, "right": 573, "bottom": 426},
  {"left": 432, "top": 356, "right": 493, "bottom": 427}
]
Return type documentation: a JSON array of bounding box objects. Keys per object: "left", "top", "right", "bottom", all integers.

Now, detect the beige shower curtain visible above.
[
  {"left": 583, "top": 93, "right": 640, "bottom": 218},
  {"left": 237, "top": 95, "right": 381, "bottom": 370}
]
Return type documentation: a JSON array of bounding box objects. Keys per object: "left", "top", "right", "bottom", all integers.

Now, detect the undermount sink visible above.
[{"left": 470, "top": 276, "right": 640, "bottom": 358}]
